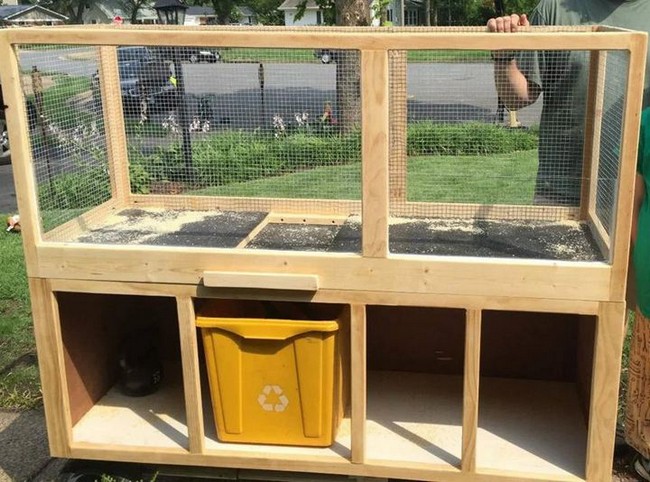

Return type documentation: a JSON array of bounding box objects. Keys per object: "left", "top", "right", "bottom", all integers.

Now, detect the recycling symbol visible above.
[{"left": 257, "top": 385, "right": 289, "bottom": 412}]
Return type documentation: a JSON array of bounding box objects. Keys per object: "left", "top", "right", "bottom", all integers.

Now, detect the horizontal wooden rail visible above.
[{"left": 1, "top": 26, "right": 644, "bottom": 52}]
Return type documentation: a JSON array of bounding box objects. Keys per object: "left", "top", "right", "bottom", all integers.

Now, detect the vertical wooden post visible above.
[
  {"left": 462, "top": 309, "right": 481, "bottom": 473},
  {"left": 0, "top": 37, "right": 41, "bottom": 272},
  {"left": 581, "top": 50, "right": 607, "bottom": 222},
  {"left": 176, "top": 296, "right": 205, "bottom": 454},
  {"left": 361, "top": 50, "right": 390, "bottom": 258},
  {"left": 98, "top": 46, "right": 131, "bottom": 205},
  {"left": 350, "top": 304, "right": 366, "bottom": 463},
  {"left": 585, "top": 301, "right": 625, "bottom": 481},
  {"left": 29, "top": 278, "right": 72, "bottom": 456},
  {"left": 609, "top": 34, "right": 648, "bottom": 300}
]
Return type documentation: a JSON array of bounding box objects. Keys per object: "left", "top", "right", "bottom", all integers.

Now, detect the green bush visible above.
[
  {"left": 190, "top": 130, "right": 361, "bottom": 188},
  {"left": 38, "top": 166, "right": 111, "bottom": 211},
  {"left": 44, "top": 122, "right": 537, "bottom": 209},
  {"left": 407, "top": 122, "right": 538, "bottom": 156}
]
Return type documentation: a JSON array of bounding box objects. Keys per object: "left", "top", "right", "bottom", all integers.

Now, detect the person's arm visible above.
[
  {"left": 487, "top": 14, "right": 542, "bottom": 110},
  {"left": 632, "top": 173, "right": 645, "bottom": 246}
]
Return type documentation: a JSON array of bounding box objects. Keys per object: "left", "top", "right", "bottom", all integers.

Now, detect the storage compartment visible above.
[
  {"left": 477, "top": 311, "right": 594, "bottom": 478},
  {"left": 196, "top": 300, "right": 349, "bottom": 447},
  {"left": 57, "top": 293, "right": 187, "bottom": 449},
  {"left": 365, "top": 306, "right": 465, "bottom": 468},
  {"left": 364, "top": 306, "right": 594, "bottom": 478}
]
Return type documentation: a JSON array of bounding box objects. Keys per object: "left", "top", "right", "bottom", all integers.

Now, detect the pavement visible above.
[
  {"left": 0, "top": 152, "right": 17, "bottom": 214},
  {"left": 0, "top": 409, "right": 68, "bottom": 481}
]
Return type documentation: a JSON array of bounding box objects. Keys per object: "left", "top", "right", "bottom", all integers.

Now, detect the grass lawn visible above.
[
  {"left": 221, "top": 48, "right": 489, "bottom": 64},
  {"left": 0, "top": 226, "right": 41, "bottom": 410},
  {"left": 196, "top": 149, "right": 538, "bottom": 203}
]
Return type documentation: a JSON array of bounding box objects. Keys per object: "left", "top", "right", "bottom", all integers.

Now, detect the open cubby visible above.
[
  {"left": 476, "top": 311, "right": 595, "bottom": 478},
  {"left": 365, "top": 306, "right": 465, "bottom": 468},
  {"left": 58, "top": 292, "right": 188, "bottom": 449}
]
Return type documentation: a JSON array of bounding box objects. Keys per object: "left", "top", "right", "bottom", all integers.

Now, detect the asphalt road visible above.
[
  {"left": 19, "top": 47, "right": 542, "bottom": 128},
  {"left": 0, "top": 154, "right": 16, "bottom": 214}
]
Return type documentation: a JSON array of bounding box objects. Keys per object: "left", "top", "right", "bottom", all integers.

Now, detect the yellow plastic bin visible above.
[{"left": 196, "top": 300, "right": 347, "bottom": 447}]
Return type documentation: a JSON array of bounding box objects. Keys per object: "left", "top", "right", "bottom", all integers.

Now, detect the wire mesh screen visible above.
[
  {"left": 124, "top": 46, "right": 362, "bottom": 212},
  {"left": 396, "top": 49, "right": 541, "bottom": 215},
  {"left": 386, "top": 48, "right": 623, "bottom": 261},
  {"left": 16, "top": 44, "right": 110, "bottom": 234},
  {"left": 594, "top": 50, "right": 629, "bottom": 238}
]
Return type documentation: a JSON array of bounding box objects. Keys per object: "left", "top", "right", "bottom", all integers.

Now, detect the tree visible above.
[
  {"left": 187, "top": 0, "right": 242, "bottom": 24},
  {"left": 295, "top": 0, "right": 369, "bottom": 132},
  {"left": 247, "top": 0, "right": 284, "bottom": 25},
  {"left": 38, "top": 0, "right": 91, "bottom": 24},
  {"left": 117, "top": 0, "right": 153, "bottom": 24}
]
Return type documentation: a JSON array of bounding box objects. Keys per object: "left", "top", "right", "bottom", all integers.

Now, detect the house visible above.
[
  {"left": 386, "top": 0, "right": 426, "bottom": 26},
  {"left": 237, "top": 6, "right": 257, "bottom": 25},
  {"left": 278, "top": 0, "right": 424, "bottom": 27},
  {"left": 184, "top": 6, "right": 258, "bottom": 26},
  {"left": 278, "top": 0, "right": 324, "bottom": 26},
  {"left": 184, "top": 6, "right": 216, "bottom": 25},
  {"left": 0, "top": 4, "right": 68, "bottom": 27},
  {"left": 80, "top": 0, "right": 158, "bottom": 24}
]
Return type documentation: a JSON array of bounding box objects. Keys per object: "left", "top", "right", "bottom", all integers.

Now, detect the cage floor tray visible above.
[
  {"left": 72, "top": 208, "right": 603, "bottom": 261},
  {"left": 76, "top": 208, "right": 268, "bottom": 248}
]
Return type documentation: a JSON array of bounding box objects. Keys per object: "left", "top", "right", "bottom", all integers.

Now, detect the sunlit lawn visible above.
[
  {"left": 0, "top": 226, "right": 41, "bottom": 409},
  {"left": 196, "top": 149, "right": 538, "bottom": 204}
]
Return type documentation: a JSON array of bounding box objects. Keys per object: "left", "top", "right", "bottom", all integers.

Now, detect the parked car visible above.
[
  {"left": 117, "top": 46, "right": 153, "bottom": 64},
  {"left": 314, "top": 49, "right": 335, "bottom": 64},
  {"left": 150, "top": 46, "right": 221, "bottom": 64},
  {"left": 184, "top": 47, "right": 220, "bottom": 63},
  {"left": 92, "top": 60, "right": 177, "bottom": 115}
]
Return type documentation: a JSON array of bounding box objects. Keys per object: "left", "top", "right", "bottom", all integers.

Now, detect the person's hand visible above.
[{"left": 487, "top": 14, "right": 529, "bottom": 33}]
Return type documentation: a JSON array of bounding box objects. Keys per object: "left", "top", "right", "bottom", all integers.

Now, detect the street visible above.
[
  {"left": 0, "top": 157, "right": 17, "bottom": 213},
  {"left": 19, "top": 46, "right": 542, "bottom": 127}
]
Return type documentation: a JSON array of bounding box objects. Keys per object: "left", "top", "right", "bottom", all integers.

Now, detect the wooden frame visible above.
[{"left": 1, "top": 25, "right": 646, "bottom": 482}]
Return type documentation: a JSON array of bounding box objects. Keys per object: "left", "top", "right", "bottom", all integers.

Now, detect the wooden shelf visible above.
[
  {"left": 72, "top": 368, "right": 586, "bottom": 479},
  {"left": 73, "top": 364, "right": 188, "bottom": 450}
]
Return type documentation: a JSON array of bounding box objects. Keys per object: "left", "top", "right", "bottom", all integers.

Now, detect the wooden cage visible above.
[{"left": 0, "top": 24, "right": 647, "bottom": 482}]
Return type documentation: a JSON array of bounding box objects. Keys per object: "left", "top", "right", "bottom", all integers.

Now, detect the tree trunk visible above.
[
  {"left": 425, "top": 0, "right": 431, "bottom": 26},
  {"left": 335, "top": 0, "right": 369, "bottom": 133},
  {"left": 494, "top": 0, "right": 505, "bottom": 16}
]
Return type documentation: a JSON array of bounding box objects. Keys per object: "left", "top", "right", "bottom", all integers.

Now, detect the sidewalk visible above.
[{"left": 0, "top": 409, "right": 67, "bottom": 481}]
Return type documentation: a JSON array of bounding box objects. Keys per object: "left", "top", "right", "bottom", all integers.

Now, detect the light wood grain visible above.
[
  {"left": 361, "top": 50, "right": 390, "bottom": 258},
  {"left": 203, "top": 271, "right": 319, "bottom": 291},
  {"left": 462, "top": 310, "right": 481, "bottom": 473},
  {"left": 585, "top": 302, "right": 626, "bottom": 481},
  {"left": 5, "top": 26, "right": 639, "bottom": 53},
  {"left": 581, "top": 50, "right": 607, "bottom": 220},
  {"left": 0, "top": 37, "right": 41, "bottom": 272},
  {"left": 350, "top": 304, "right": 366, "bottom": 464},
  {"left": 28, "top": 278, "right": 72, "bottom": 456},
  {"left": 47, "top": 278, "right": 603, "bottom": 314},
  {"left": 176, "top": 296, "right": 205, "bottom": 454},
  {"left": 98, "top": 46, "right": 131, "bottom": 203},
  {"left": 36, "top": 245, "right": 613, "bottom": 301},
  {"left": 609, "top": 34, "right": 648, "bottom": 300}
]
